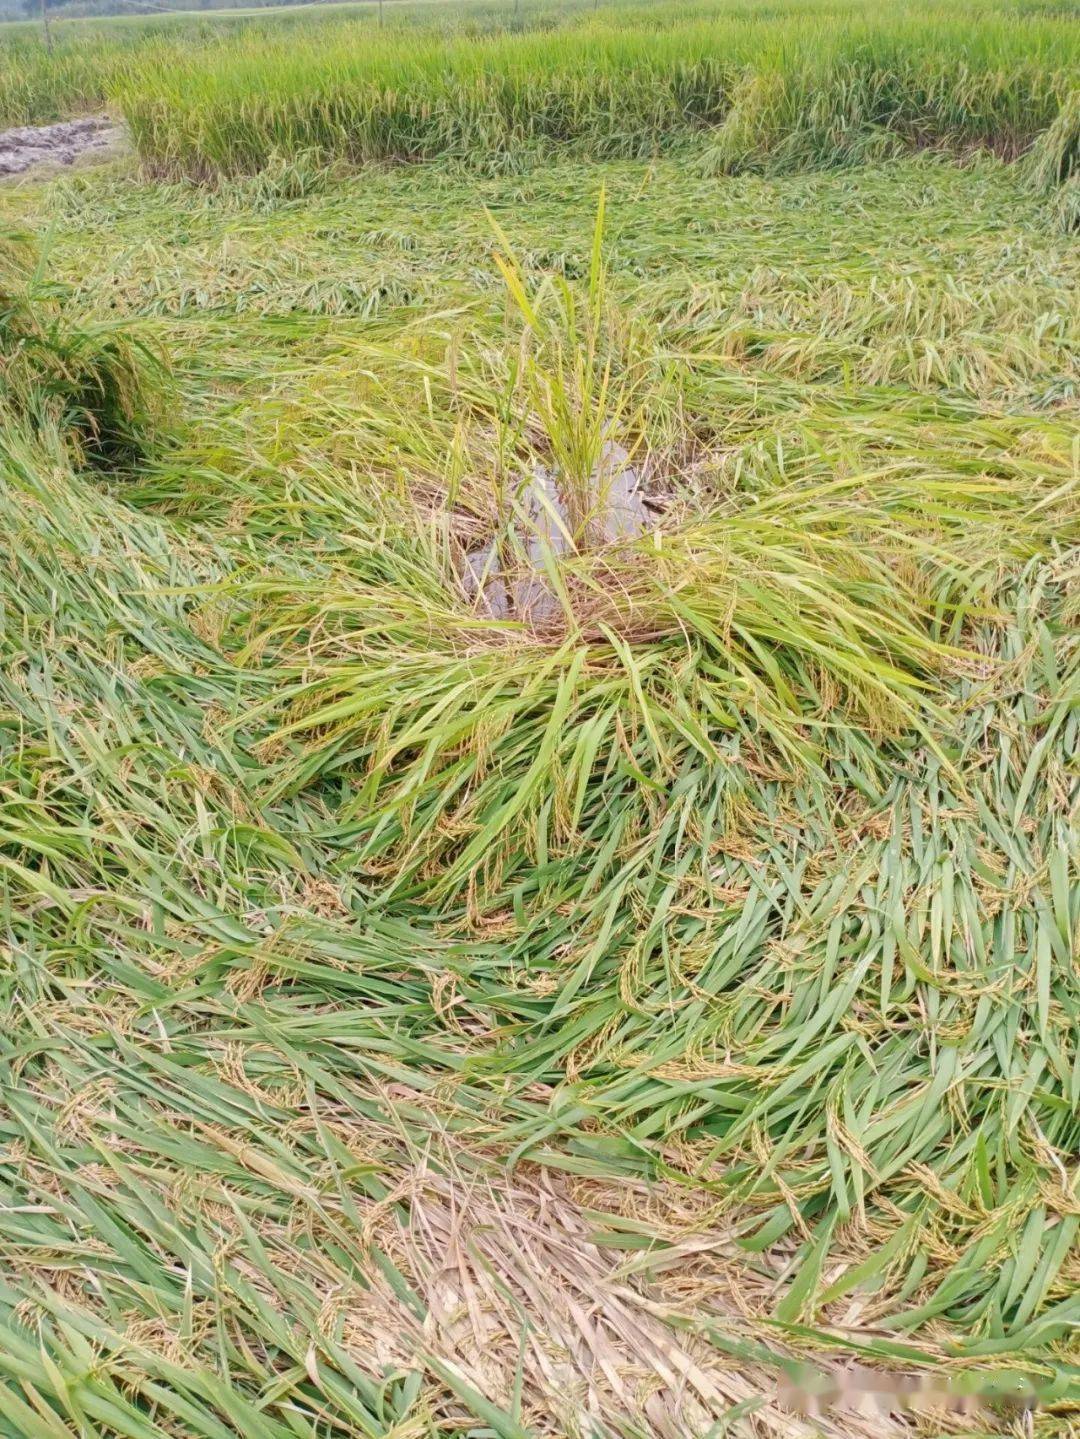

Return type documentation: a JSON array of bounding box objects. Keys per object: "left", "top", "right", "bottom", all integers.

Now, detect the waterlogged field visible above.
[{"left": 1, "top": 1, "right": 1079, "bottom": 1436}]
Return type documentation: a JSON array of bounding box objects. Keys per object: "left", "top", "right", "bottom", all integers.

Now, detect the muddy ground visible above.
[{"left": 0, "top": 116, "right": 125, "bottom": 179}]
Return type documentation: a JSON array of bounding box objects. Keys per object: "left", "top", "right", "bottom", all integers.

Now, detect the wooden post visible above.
[{"left": 40, "top": 0, "right": 53, "bottom": 54}]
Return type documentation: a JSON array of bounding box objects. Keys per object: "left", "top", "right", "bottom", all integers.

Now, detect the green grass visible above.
[{"left": 1, "top": 5, "right": 1079, "bottom": 1436}]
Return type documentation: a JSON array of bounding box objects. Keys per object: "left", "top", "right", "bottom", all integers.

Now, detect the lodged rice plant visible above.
[
  {"left": 1, "top": 403, "right": 1077, "bottom": 1434},
  {"left": 0, "top": 227, "right": 167, "bottom": 467},
  {"left": 698, "top": 34, "right": 1071, "bottom": 177},
  {"left": 227, "top": 215, "right": 1076, "bottom": 920},
  {"left": 1027, "top": 88, "right": 1080, "bottom": 228},
  {"left": 0, "top": 15, "right": 1078, "bottom": 1438}
]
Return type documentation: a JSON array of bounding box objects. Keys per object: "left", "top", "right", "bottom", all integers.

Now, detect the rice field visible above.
[
  {"left": 0, "top": 0, "right": 647, "bottom": 128},
  {"left": 1, "top": 0, "right": 1078, "bottom": 1435}
]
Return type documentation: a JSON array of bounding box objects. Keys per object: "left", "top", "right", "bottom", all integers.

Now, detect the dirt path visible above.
[{"left": 0, "top": 116, "right": 125, "bottom": 179}]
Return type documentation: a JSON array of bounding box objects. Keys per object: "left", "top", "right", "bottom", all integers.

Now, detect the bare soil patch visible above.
[{"left": 0, "top": 115, "right": 125, "bottom": 178}]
